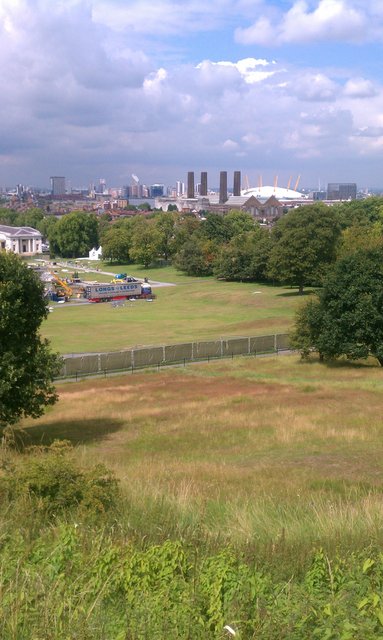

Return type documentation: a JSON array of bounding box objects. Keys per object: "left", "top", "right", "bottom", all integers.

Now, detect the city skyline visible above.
[{"left": 1, "top": 0, "right": 383, "bottom": 190}]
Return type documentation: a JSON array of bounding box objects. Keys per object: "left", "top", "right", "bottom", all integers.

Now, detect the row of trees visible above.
[
  {"left": 2, "top": 198, "right": 383, "bottom": 306},
  {"left": 101, "top": 198, "right": 383, "bottom": 293},
  {"left": 2, "top": 198, "right": 382, "bottom": 294}
]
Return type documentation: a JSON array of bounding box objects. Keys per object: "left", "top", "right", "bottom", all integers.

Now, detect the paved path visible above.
[{"left": 52, "top": 261, "right": 175, "bottom": 288}]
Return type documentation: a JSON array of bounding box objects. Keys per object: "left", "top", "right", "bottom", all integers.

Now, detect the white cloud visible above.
[
  {"left": 92, "top": 0, "right": 251, "bottom": 36},
  {"left": 343, "top": 78, "right": 377, "bottom": 98},
  {"left": 288, "top": 73, "right": 338, "bottom": 102},
  {"left": 235, "top": 0, "right": 374, "bottom": 45},
  {"left": 196, "top": 58, "right": 279, "bottom": 87},
  {"left": 0, "top": 0, "right": 383, "bottom": 187},
  {"left": 222, "top": 139, "right": 239, "bottom": 150}
]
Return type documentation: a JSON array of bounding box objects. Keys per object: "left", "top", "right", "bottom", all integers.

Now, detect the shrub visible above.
[{"left": 0, "top": 440, "right": 119, "bottom": 516}]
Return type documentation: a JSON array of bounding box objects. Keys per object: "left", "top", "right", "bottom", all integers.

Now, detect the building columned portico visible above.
[{"left": 0, "top": 225, "right": 43, "bottom": 255}]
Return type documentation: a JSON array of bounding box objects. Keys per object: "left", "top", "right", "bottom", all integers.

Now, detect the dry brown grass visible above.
[{"left": 20, "top": 354, "right": 383, "bottom": 546}]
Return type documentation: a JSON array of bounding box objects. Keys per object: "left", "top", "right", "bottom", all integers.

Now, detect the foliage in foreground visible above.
[
  {"left": 2, "top": 443, "right": 383, "bottom": 638},
  {"left": 2, "top": 520, "right": 383, "bottom": 638},
  {"left": 0, "top": 252, "right": 62, "bottom": 428}
]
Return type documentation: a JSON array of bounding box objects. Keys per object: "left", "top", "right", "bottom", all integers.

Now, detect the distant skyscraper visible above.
[
  {"left": 176, "top": 181, "right": 185, "bottom": 196},
  {"left": 150, "top": 184, "right": 165, "bottom": 197},
  {"left": 187, "top": 172, "right": 195, "bottom": 199},
  {"left": 50, "top": 176, "right": 66, "bottom": 196},
  {"left": 327, "top": 183, "right": 357, "bottom": 200}
]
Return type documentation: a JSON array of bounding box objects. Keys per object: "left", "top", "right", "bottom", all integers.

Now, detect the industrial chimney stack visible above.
[
  {"left": 219, "top": 171, "right": 228, "bottom": 203},
  {"left": 233, "top": 171, "right": 241, "bottom": 197},
  {"left": 200, "top": 172, "right": 208, "bottom": 196}
]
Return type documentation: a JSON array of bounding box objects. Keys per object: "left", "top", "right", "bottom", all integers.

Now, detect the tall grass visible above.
[
  {"left": 3, "top": 354, "right": 383, "bottom": 637},
  {"left": 17, "top": 354, "right": 383, "bottom": 565}
]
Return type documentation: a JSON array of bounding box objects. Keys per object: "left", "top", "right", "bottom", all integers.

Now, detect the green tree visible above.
[
  {"left": 224, "top": 209, "right": 255, "bottom": 236},
  {"left": 97, "top": 212, "right": 112, "bottom": 241},
  {"left": 174, "top": 236, "right": 215, "bottom": 276},
  {"left": 0, "top": 252, "right": 62, "bottom": 428},
  {"left": 213, "top": 227, "right": 272, "bottom": 282},
  {"left": 38, "top": 216, "right": 59, "bottom": 256},
  {"left": 172, "top": 214, "right": 200, "bottom": 254},
  {"left": 154, "top": 211, "right": 177, "bottom": 260},
  {"left": 291, "top": 246, "right": 383, "bottom": 365},
  {"left": 17, "top": 207, "right": 44, "bottom": 229},
  {"left": 334, "top": 196, "right": 383, "bottom": 229},
  {"left": 0, "top": 208, "right": 18, "bottom": 226},
  {"left": 199, "top": 212, "right": 230, "bottom": 243},
  {"left": 130, "top": 220, "right": 161, "bottom": 268},
  {"left": 54, "top": 211, "right": 99, "bottom": 258},
  {"left": 268, "top": 204, "right": 341, "bottom": 294},
  {"left": 337, "top": 222, "right": 383, "bottom": 258},
  {"left": 102, "top": 226, "right": 132, "bottom": 263}
]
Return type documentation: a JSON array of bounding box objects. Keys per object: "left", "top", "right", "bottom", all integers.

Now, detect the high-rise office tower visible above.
[
  {"left": 327, "top": 183, "right": 357, "bottom": 200},
  {"left": 50, "top": 176, "right": 66, "bottom": 196}
]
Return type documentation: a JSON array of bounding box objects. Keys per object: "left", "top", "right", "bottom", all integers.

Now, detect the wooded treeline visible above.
[{"left": 1, "top": 197, "right": 383, "bottom": 292}]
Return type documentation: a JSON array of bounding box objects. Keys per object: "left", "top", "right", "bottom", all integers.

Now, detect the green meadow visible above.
[
  {"left": 3, "top": 261, "right": 383, "bottom": 637},
  {"left": 41, "top": 262, "right": 303, "bottom": 353}
]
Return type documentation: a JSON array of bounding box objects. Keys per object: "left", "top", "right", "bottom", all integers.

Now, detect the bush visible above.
[{"left": 0, "top": 440, "right": 119, "bottom": 516}]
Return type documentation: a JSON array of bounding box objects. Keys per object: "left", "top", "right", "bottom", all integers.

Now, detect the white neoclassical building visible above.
[{"left": 0, "top": 225, "right": 43, "bottom": 255}]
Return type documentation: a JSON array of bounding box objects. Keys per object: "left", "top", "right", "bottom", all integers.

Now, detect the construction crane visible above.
[{"left": 51, "top": 273, "right": 73, "bottom": 300}]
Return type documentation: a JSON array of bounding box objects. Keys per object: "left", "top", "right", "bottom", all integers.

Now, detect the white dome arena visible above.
[{"left": 241, "top": 186, "right": 307, "bottom": 200}]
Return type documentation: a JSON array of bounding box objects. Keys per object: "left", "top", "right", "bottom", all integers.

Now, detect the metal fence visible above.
[{"left": 57, "top": 333, "right": 290, "bottom": 380}]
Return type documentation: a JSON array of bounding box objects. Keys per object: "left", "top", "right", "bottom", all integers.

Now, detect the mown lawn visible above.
[{"left": 41, "top": 263, "right": 307, "bottom": 353}]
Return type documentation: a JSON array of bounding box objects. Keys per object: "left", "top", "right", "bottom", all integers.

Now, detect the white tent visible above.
[{"left": 88, "top": 246, "right": 102, "bottom": 260}]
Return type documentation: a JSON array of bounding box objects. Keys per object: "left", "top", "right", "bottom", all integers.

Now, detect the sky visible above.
[{"left": 1, "top": 0, "right": 383, "bottom": 192}]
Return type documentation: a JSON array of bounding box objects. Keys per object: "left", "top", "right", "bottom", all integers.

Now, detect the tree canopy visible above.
[
  {"left": 268, "top": 204, "right": 341, "bottom": 294},
  {"left": 50, "top": 211, "right": 99, "bottom": 258},
  {"left": 101, "top": 226, "right": 132, "bottom": 263},
  {"left": 0, "top": 252, "right": 62, "bottom": 428},
  {"left": 291, "top": 246, "right": 383, "bottom": 365},
  {"left": 213, "top": 226, "right": 272, "bottom": 282}
]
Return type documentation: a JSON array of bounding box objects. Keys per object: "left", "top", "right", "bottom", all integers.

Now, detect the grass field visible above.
[
  {"left": 21, "top": 353, "right": 383, "bottom": 567},
  {"left": 7, "top": 262, "right": 383, "bottom": 636},
  {"left": 41, "top": 262, "right": 305, "bottom": 353}
]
